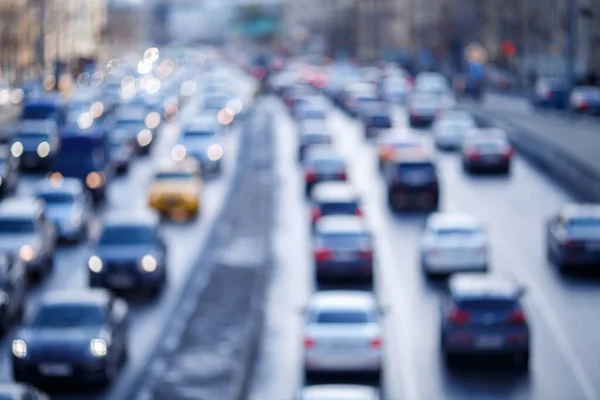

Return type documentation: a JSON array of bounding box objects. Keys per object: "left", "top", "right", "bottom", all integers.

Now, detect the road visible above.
[
  {"left": 0, "top": 68, "right": 254, "bottom": 400},
  {"left": 250, "top": 96, "right": 600, "bottom": 400}
]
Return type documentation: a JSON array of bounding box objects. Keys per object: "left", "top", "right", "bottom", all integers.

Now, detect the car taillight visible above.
[
  {"left": 355, "top": 207, "right": 362, "bottom": 217},
  {"left": 502, "top": 146, "right": 515, "bottom": 159},
  {"left": 562, "top": 239, "right": 583, "bottom": 248},
  {"left": 304, "top": 337, "right": 316, "bottom": 349},
  {"left": 370, "top": 337, "right": 383, "bottom": 348},
  {"left": 305, "top": 168, "right": 318, "bottom": 183},
  {"left": 359, "top": 249, "right": 373, "bottom": 260},
  {"left": 507, "top": 309, "right": 526, "bottom": 324},
  {"left": 466, "top": 151, "right": 480, "bottom": 161},
  {"left": 337, "top": 170, "right": 347, "bottom": 180},
  {"left": 311, "top": 208, "right": 322, "bottom": 224},
  {"left": 314, "top": 248, "right": 333, "bottom": 262},
  {"left": 426, "top": 248, "right": 440, "bottom": 256},
  {"left": 447, "top": 307, "right": 470, "bottom": 325}
]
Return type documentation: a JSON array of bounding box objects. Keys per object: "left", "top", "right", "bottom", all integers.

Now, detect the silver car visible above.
[
  {"left": 433, "top": 110, "right": 477, "bottom": 149},
  {"left": 0, "top": 198, "right": 56, "bottom": 279},
  {"left": 303, "top": 291, "right": 383, "bottom": 381},
  {"left": 178, "top": 116, "right": 223, "bottom": 174},
  {"left": 297, "top": 385, "right": 380, "bottom": 400}
]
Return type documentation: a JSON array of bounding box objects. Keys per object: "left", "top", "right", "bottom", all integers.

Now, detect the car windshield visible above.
[
  {"left": 457, "top": 299, "right": 516, "bottom": 311},
  {"left": 154, "top": 172, "right": 192, "bottom": 180},
  {"left": 99, "top": 225, "right": 155, "bottom": 245},
  {"left": 303, "top": 134, "right": 330, "bottom": 144},
  {"left": 397, "top": 162, "right": 436, "bottom": 177},
  {"left": 37, "top": 192, "right": 75, "bottom": 204},
  {"left": 321, "top": 202, "right": 358, "bottom": 214},
  {"left": 184, "top": 130, "right": 214, "bottom": 139},
  {"left": 14, "top": 133, "right": 49, "bottom": 144},
  {"left": 0, "top": 218, "right": 35, "bottom": 234},
  {"left": 320, "top": 233, "right": 370, "bottom": 248},
  {"left": 435, "top": 227, "right": 480, "bottom": 236},
  {"left": 30, "top": 304, "right": 105, "bottom": 328},
  {"left": 22, "top": 104, "right": 57, "bottom": 120},
  {"left": 301, "top": 110, "right": 325, "bottom": 119},
  {"left": 315, "top": 310, "right": 370, "bottom": 324}
]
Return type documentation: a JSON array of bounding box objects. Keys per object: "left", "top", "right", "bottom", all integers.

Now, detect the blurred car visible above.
[
  {"left": 295, "top": 104, "right": 327, "bottom": 122},
  {"left": 20, "top": 92, "right": 67, "bottom": 127},
  {"left": 88, "top": 210, "right": 167, "bottom": 296},
  {"left": 532, "top": 77, "right": 568, "bottom": 109},
  {"left": 377, "top": 136, "right": 422, "bottom": 170},
  {"left": 203, "top": 92, "right": 229, "bottom": 114},
  {"left": 340, "top": 82, "right": 379, "bottom": 116},
  {"left": 313, "top": 216, "right": 374, "bottom": 284},
  {"left": 546, "top": 204, "right": 600, "bottom": 271},
  {"left": 298, "top": 129, "right": 332, "bottom": 163},
  {"left": 0, "top": 198, "right": 56, "bottom": 279},
  {"left": 303, "top": 147, "right": 348, "bottom": 196},
  {"left": 461, "top": 128, "right": 514, "bottom": 174},
  {"left": 0, "top": 252, "right": 27, "bottom": 334},
  {"left": 111, "top": 106, "right": 154, "bottom": 155},
  {"left": 303, "top": 291, "right": 383, "bottom": 380},
  {"left": 433, "top": 110, "right": 477, "bottom": 149},
  {"left": 0, "top": 144, "right": 20, "bottom": 198},
  {"left": 420, "top": 213, "right": 489, "bottom": 277},
  {"left": 282, "top": 83, "right": 313, "bottom": 110},
  {"left": 383, "top": 151, "right": 439, "bottom": 211},
  {"left": 108, "top": 134, "right": 135, "bottom": 175},
  {"left": 148, "top": 158, "right": 203, "bottom": 218},
  {"left": 34, "top": 178, "right": 92, "bottom": 243},
  {"left": 382, "top": 76, "right": 411, "bottom": 104},
  {"left": 12, "top": 289, "right": 129, "bottom": 386},
  {"left": 297, "top": 385, "right": 380, "bottom": 400},
  {"left": 569, "top": 86, "right": 600, "bottom": 114},
  {"left": 310, "top": 182, "right": 362, "bottom": 227},
  {"left": 10, "top": 120, "right": 59, "bottom": 170},
  {"left": 440, "top": 274, "right": 529, "bottom": 369},
  {"left": 414, "top": 72, "right": 450, "bottom": 92},
  {"left": 0, "top": 383, "right": 49, "bottom": 399},
  {"left": 407, "top": 91, "right": 444, "bottom": 127},
  {"left": 178, "top": 117, "right": 223, "bottom": 174},
  {"left": 360, "top": 103, "right": 392, "bottom": 138}
]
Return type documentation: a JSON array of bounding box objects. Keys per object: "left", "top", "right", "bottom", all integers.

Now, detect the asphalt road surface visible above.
[
  {"left": 250, "top": 96, "right": 600, "bottom": 400},
  {"left": 0, "top": 69, "right": 253, "bottom": 400}
]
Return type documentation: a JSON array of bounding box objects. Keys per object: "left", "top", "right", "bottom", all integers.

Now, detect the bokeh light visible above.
[
  {"left": 145, "top": 112, "right": 161, "bottom": 129},
  {"left": 10, "top": 89, "right": 24, "bottom": 104},
  {"left": 217, "top": 109, "right": 234, "bottom": 125},
  {"left": 90, "top": 102, "right": 104, "bottom": 118},
  {"left": 77, "top": 112, "right": 94, "bottom": 129},
  {"left": 43, "top": 75, "right": 56, "bottom": 91},
  {"left": 91, "top": 72, "right": 104, "bottom": 87},
  {"left": 77, "top": 72, "right": 91, "bottom": 87},
  {"left": 226, "top": 98, "right": 243, "bottom": 115},
  {"left": 144, "top": 47, "right": 160, "bottom": 63},
  {"left": 145, "top": 77, "right": 161, "bottom": 94},
  {"left": 171, "top": 144, "right": 187, "bottom": 161},
  {"left": 180, "top": 80, "right": 196, "bottom": 97},
  {"left": 207, "top": 144, "right": 224, "bottom": 161},
  {"left": 137, "top": 59, "right": 153, "bottom": 75}
]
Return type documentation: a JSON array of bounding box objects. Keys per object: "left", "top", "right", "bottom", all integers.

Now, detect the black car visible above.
[
  {"left": 10, "top": 121, "right": 59, "bottom": 170},
  {"left": 441, "top": 274, "right": 529, "bottom": 370},
  {"left": 461, "top": 129, "right": 514, "bottom": 174},
  {"left": 12, "top": 289, "right": 129, "bottom": 387},
  {"left": 298, "top": 130, "right": 332, "bottom": 163},
  {"left": 0, "top": 145, "right": 20, "bottom": 198},
  {"left": 313, "top": 215, "right": 374, "bottom": 285},
  {"left": 303, "top": 147, "right": 348, "bottom": 197},
  {"left": 0, "top": 383, "right": 49, "bottom": 399},
  {"left": 384, "top": 154, "right": 439, "bottom": 211},
  {"left": 310, "top": 182, "right": 362, "bottom": 227},
  {"left": 360, "top": 103, "right": 392, "bottom": 138},
  {"left": 108, "top": 136, "right": 135, "bottom": 174},
  {"left": 546, "top": 204, "right": 600, "bottom": 271},
  {"left": 88, "top": 210, "right": 167, "bottom": 296},
  {"left": 531, "top": 77, "right": 568, "bottom": 109},
  {"left": 0, "top": 253, "right": 27, "bottom": 334}
]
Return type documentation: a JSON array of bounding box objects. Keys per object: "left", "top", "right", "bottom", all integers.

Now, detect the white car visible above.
[
  {"left": 303, "top": 291, "right": 383, "bottom": 380},
  {"left": 297, "top": 385, "right": 381, "bottom": 400},
  {"left": 433, "top": 110, "right": 477, "bottom": 149},
  {"left": 420, "top": 213, "right": 489, "bottom": 277}
]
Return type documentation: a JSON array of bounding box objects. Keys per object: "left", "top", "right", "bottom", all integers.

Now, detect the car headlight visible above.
[
  {"left": 145, "top": 112, "right": 161, "bottom": 129},
  {"left": 90, "top": 338, "right": 107, "bottom": 357},
  {"left": 88, "top": 255, "right": 103, "bottom": 273},
  {"left": 37, "top": 141, "right": 51, "bottom": 158},
  {"left": 206, "top": 144, "right": 223, "bottom": 161},
  {"left": 10, "top": 141, "right": 23, "bottom": 158},
  {"left": 86, "top": 172, "right": 105, "bottom": 189},
  {"left": 12, "top": 340, "right": 27, "bottom": 358},
  {"left": 139, "top": 255, "right": 157, "bottom": 273},
  {"left": 137, "top": 129, "right": 153, "bottom": 147},
  {"left": 19, "top": 245, "right": 36, "bottom": 262},
  {"left": 182, "top": 191, "right": 197, "bottom": 203}
]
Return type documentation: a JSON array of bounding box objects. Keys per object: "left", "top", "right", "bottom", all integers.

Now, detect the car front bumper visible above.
[{"left": 13, "top": 357, "right": 108, "bottom": 384}]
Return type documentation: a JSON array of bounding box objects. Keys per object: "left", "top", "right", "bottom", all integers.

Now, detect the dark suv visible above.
[{"left": 384, "top": 154, "right": 439, "bottom": 211}]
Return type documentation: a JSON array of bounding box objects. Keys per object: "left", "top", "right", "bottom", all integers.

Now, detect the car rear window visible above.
[
  {"left": 302, "top": 134, "right": 330, "bottom": 145},
  {"left": 369, "top": 115, "right": 391, "bottom": 127},
  {"left": 321, "top": 202, "right": 358, "bottom": 215},
  {"left": 396, "top": 162, "right": 435, "bottom": 177},
  {"left": 309, "top": 157, "right": 344, "bottom": 171},
  {"left": 0, "top": 219, "right": 35, "bottom": 234},
  {"left": 435, "top": 228, "right": 480, "bottom": 236},
  {"left": 315, "top": 310, "right": 370, "bottom": 324},
  {"left": 30, "top": 304, "right": 105, "bottom": 328},
  {"left": 154, "top": 172, "right": 191, "bottom": 180},
  {"left": 184, "top": 130, "right": 214, "bottom": 139},
  {"left": 37, "top": 192, "right": 75, "bottom": 204},
  {"left": 99, "top": 225, "right": 156, "bottom": 245},
  {"left": 456, "top": 299, "right": 516, "bottom": 311},
  {"left": 320, "top": 233, "right": 370, "bottom": 248}
]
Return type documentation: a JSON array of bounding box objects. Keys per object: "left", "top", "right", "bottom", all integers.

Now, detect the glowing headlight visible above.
[
  {"left": 10, "top": 142, "right": 23, "bottom": 158},
  {"left": 207, "top": 144, "right": 223, "bottom": 161},
  {"left": 140, "top": 255, "right": 157, "bottom": 272},
  {"left": 86, "top": 172, "right": 104, "bottom": 189},
  {"left": 137, "top": 129, "right": 153, "bottom": 147},
  {"left": 90, "top": 339, "right": 107, "bottom": 357},
  {"left": 182, "top": 191, "right": 197, "bottom": 203},
  {"left": 12, "top": 340, "right": 27, "bottom": 358},
  {"left": 145, "top": 112, "right": 161, "bottom": 129},
  {"left": 171, "top": 144, "right": 186, "bottom": 162},
  {"left": 88, "top": 255, "right": 103, "bottom": 273},
  {"left": 37, "top": 141, "right": 51, "bottom": 158},
  {"left": 19, "top": 245, "right": 35, "bottom": 262}
]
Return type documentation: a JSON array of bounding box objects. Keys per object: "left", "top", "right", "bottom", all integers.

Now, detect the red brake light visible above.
[
  {"left": 359, "top": 249, "right": 373, "bottom": 260},
  {"left": 563, "top": 239, "right": 582, "bottom": 248},
  {"left": 354, "top": 207, "right": 362, "bottom": 217},
  {"left": 337, "top": 170, "right": 347, "bottom": 180},
  {"left": 304, "top": 337, "right": 316, "bottom": 349},
  {"left": 502, "top": 146, "right": 515, "bottom": 159},
  {"left": 315, "top": 248, "right": 332, "bottom": 262},
  {"left": 465, "top": 147, "right": 480, "bottom": 160},
  {"left": 311, "top": 208, "right": 322, "bottom": 224},
  {"left": 507, "top": 309, "right": 526, "bottom": 324},
  {"left": 447, "top": 307, "right": 470, "bottom": 325},
  {"left": 370, "top": 337, "right": 383, "bottom": 348},
  {"left": 305, "top": 168, "right": 318, "bottom": 183}
]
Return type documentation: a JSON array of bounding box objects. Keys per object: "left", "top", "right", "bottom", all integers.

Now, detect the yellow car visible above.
[{"left": 148, "top": 159, "right": 203, "bottom": 218}]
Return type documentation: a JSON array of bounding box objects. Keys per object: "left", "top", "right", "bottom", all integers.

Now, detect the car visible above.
[
  {"left": 569, "top": 86, "right": 600, "bottom": 114},
  {"left": 360, "top": 103, "right": 392, "bottom": 138},
  {"left": 0, "top": 252, "right": 28, "bottom": 334},
  {"left": 313, "top": 215, "right": 374, "bottom": 284},
  {"left": 303, "top": 147, "right": 347, "bottom": 196},
  {"left": 310, "top": 182, "right": 362, "bottom": 227},
  {"left": 203, "top": 92, "right": 229, "bottom": 114},
  {"left": 12, "top": 289, "right": 129, "bottom": 386},
  {"left": 546, "top": 204, "right": 600, "bottom": 271},
  {"left": 295, "top": 104, "right": 326, "bottom": 122},
  {"left": 339, "top": 82, "right": 378, "bottom": 116},
  {"left": 0, "top": 144, "right": 20, "bottom": 198},
  {"left": 420, "top": 213, "right": 489, "bottom": 277},
  {"left": 34, "top": 178, "right": 92, "bottom": 243},
  {"left": 303, "top": 291, "right": 383, "bottom": 381},
  {"left": 407, "top": 91, "right": 444, "bottom": 127},
  {"left": 148, "top": 158, "right": 203, "bottom": 219},
  {"left": 297, "top": 385, "right": 380, "bottom": 400},
  {"left": 298, "top": 130, "right": 332, "bottom": 163},
  {"left": 383, "top": 151, "right": 439, "bottom": 211},
  {"left": 178, "top": 116, "right": 223, "bottom": 174},
  {"left": 440, "top": 274, "right": 530, "bottom": 369},
  {"left": 110, "top": 105, "right": 154, "bottom": 154},
  {"left": 461, "top": 128, "right": 514, "bottom": 174},
  {"left": 108, "top": 133, "right": 135, "bottom": 174},
  {"left": 0, "top": 383, "right": 49, "bottom": 399},
  {"left": 0, "top": 198, "right": 56, "bottom": 279},
  {"left": 532, "top": 77, "right": 568, "bottom": 109},
  {"left": 20, "top": 92, "right": 67, "bottom": 127},
  {"left": 88, "top": 210, "right": 168, "bottom": 295},
  {"left": 376, "top": 136, "right": 423, "bottom": 170},
  {"left": 10, "top": 120, "right": 59, "bottom": 170},
  {"left": 414, "top": 72, "right": 450, "bottom": 93},
  {"left": 433, "top": 110, "right": 477, "bottom": 149}
]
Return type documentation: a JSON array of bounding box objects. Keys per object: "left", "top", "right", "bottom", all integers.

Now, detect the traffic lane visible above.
[
  {"left": 248, "top": 98, "right": 312, "bottom": 400},
  {"left": 328, "top": 107, "right": 590, "bottom": 400}
]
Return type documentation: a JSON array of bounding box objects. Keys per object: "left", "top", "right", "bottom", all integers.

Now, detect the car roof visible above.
[
  {"left": 300, "top": 384, "right": 379, "bottom": 400},
  {"left": 559, "top": 203, "right": 600, "bottom": 219},
  {"left": 315, "top": 215, "right": 366, "bottom": 234},
  {"left": 427, "top": 213, "right": 482, "bottom": 230},
  {"left": 102, "top": 209, "right": 159, "bottom": 227},
  {"left": 39, "top": 289, "right": 111, "bottom": 308},
  {"left": 449, "top": 274, "right": 523, "bottom": 301},
  {"left": 36, "top": 177, "right": 83, "bottom": 195},
  {"left": 16, "top": 119, "right": 57, "bottom": 134},
  {"left": 154, "top": 158, "right": 200, "bottom": 174},
  {"left": 309, "top": 291, "right": 377, "bottom": 311},
  {"left": 312, "top": 182, "right": 357, "bottom": 203},
  {"left": 0, "top": 197, "right": 44, "bottom": 218}
]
